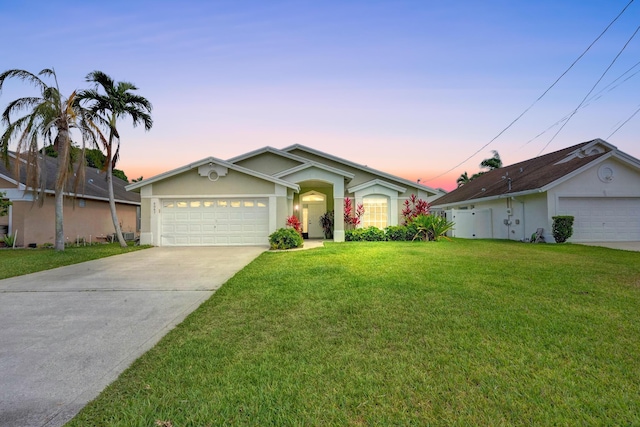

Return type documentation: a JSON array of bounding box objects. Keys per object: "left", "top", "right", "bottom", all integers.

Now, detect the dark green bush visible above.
[
  {"left": 345, "top": 226, "right": 386, "bottom": 241},
  {"left": 384, "top": 225, "right": 409, "bottom": 241},
  {"left": 552, "top": 216, "right": 574, "bottom": 243},
  {"left": 269, "top": 228, "right": 303, "bottom": 250}
]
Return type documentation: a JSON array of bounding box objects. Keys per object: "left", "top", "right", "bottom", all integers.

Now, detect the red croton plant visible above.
[
  {"left": 286, "top": 215, "right": 303, "bottom": 235},
  {"left": 344, "top": 197, "right": 364, "bottom": 228},
  {"left": 402, "top": 194, "right": 431, "bottom": 225}
]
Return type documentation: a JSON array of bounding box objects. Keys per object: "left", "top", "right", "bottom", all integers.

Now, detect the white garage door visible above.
[
  {"left": 558, "top": 197, "right": 640, "bottom": 242},
  {"left": 161, "top": 198, "right": 269, "bottom": 246}
]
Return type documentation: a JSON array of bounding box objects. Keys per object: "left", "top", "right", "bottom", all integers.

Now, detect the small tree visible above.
[{"left": 552, "top": 216, "right": 574, "bottom": 243}]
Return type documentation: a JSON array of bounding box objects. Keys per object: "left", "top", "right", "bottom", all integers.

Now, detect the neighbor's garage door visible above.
[
  {"left": 161, "top": 198, "right": 269, "bottom": 246},
  {"left": 558, "top": 197, "right": 640, "bottom": 242}
]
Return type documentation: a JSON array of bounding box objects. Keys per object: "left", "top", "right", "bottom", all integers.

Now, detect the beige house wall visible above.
[
  {"left": 10, "top": 195, "right": 138, "bottom": 247},
  {"left": 152, "top": 169, "right": 276, "bottom": 196},
  {"left": 234, "top": 152, "right": 303, "bottom": 175}
]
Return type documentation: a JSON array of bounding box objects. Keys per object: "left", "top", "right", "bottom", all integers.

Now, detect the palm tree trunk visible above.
[
  {"left": 54, "top": 131, "right": 70, "bottom": 251},
  {"left": 106, "top": 136, "right": 126, "bottom": 248}
]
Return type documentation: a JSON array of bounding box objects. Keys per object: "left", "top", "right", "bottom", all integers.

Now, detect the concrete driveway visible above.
[
  {"left": 0, "top": 246, "right": 266, "bottom": 427},
  {"left": 578, "top": 241, "right": 640, "bottom": 252}
]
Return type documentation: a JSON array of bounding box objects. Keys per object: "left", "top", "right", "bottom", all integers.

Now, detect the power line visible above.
[
  {"left": 522, "top": 59, "right": 640, "bottom": 146},
  {"left": 423, "top": 0, "right": 635, "bottom": 183},
  {"left": 608, "top": 104, "right": 640, "bottom": 138},
  {"left": 536, "top": 23, "right": 640, "bottom": 155}
]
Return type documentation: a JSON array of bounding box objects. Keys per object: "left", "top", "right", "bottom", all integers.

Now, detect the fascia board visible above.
[
  {"left": 126, "top": 156, "right": 300, "bottom": 192},
  {"left": 274, "top": 162, "right": 355, "bottom": 180},
  {"left": 281, "top": 144, "right": 441, "bottom": 195},
  {"left": 431, "top": 189, "right": 542, "bottom": 209},
  {"left": 348, "top": 179, "right": 406, "bottom": 194}
]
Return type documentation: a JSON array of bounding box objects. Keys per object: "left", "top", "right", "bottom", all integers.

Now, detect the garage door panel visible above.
[
  {"left": 558, "top": 197, "right": 640, "bottom": 242},
  {"left": 161, "top": 198, "right": 269, "bottom": 246}
]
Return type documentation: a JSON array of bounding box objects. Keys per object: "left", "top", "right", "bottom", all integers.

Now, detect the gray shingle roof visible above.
[{"left": 0, "top": 154, "right": 140, "bottom": 205}]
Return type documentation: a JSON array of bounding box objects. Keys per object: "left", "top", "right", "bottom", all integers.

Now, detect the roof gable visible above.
[
  {"left": 126, "top": 156, "right": 300, "bottom": 192},
  {"left": 432, "top": 139, "right": 621, "bottom": 207},
  {"left": 282, "top": 144, "right": 443, "bottom": 196}
]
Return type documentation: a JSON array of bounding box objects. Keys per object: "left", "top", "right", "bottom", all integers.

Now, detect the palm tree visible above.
[
  {"left": 456, "top": 171, "right": 470, "bottom": 187},
  {"left": 0, "top": 68, "right": 94, "bottom": 251},
  {"left": 78, "top": 71, "right": 152, "bottom": 247},
  {"left": 480, "top": 150, "right": 502, "bottom": 171}
]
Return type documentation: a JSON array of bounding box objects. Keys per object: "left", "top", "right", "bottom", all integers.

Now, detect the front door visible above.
[
  {"left": 304, "top": 203, "right": 326, "bottom": 238},
  {"left": 300, "top": 191, "right": 327, "bottom": 239}
]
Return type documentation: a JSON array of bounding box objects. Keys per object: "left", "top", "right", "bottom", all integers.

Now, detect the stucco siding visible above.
[
  {"left": 235, "top": 152, "right": 303, "bottom": 175},
  {"left": 10, "top": 196, "right": 137, "bottom": 247},
  {"left": 550, "top": 159, "right": 640, "bottom": 199},
  {"left": 152, "top": 169, "right": 276, "bottom": 196}
]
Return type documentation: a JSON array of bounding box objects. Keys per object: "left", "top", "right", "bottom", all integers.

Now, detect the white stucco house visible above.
[
  {"left": 431, "top": 139, "right": 640, "bottom": 243},
  {"left": 126, "top": 145, "right": 445, "bottom": 246}
]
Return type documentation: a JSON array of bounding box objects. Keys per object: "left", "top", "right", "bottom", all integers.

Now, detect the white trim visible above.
[
  {"left": 140, "top": 193, "right": 277, "bottom": 199},
  {"left": 126, "top": 156, "right": 300, "bottom": 192},
  {"left": 282, "top": 144, "right": 443, "bottom": 196},
  {"left": 274, "top": 161, "right": 355, "bottom": 180},
  {"left": 348, "top": 178, "right": 406, "bottom": 194}
]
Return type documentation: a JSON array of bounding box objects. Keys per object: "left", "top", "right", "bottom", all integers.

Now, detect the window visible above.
[{"left": 362, "top": 197, "right": 388, "bottom": 229}]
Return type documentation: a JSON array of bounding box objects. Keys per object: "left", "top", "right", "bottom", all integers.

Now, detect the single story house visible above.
[
  {"left": 0, "top": 153, "right": 140, "bottom": 247},
  {"left": 126, "top": 145, "right": 445, "bottom": 246},
  {"left": 431, "top": 139, "right": 640, "bottom": 243}
]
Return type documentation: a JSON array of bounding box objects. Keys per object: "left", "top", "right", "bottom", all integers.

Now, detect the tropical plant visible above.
[
  {"left": 268, "top": 228, "right": 303, "bottom": 250},
  {"left": 78, "top": 71, "right": 152, "bottom": 248},
  {"left": 401, "top": 194, "right": 431, "bottom": 225},
  {"left": 285, "top": 215, "right": 302, "bottom": 235},
  {"left": 480, "top": 150, "right": 502, "bottom": 170},
  {"left": 0, "top": 68, "right": 96, "bottom": 251},
  {"left": 2, "top": 231, "right": 15, "bottom": 247},
  {"left": 410, "top": 214, "right": 455, "bottom": 241},
  {"left": 344, "top": 197, "right": 364, "bottom": 229},
  {"left": 319, "top": 210, "right": 334, "bottom": 239},
  {"left": 552, "top": 216, "right": 574, "bottom": 243},
  {"left": 456, "top": 172, "right": 470, "bottom": 187},
  {"left": 456, "top": 151, "right": 503, "bottom": 186},
  {"left": 0, "top": 191, "right": 11, "bottom": 216}
]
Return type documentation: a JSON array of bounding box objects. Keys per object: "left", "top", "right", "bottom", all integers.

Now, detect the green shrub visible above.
[
  {"left": 552, "top": 216, "right": 574, "bottom": 243},
  {"left": 345, "top": 226, "right": 386, "bottom": 241},
  {"left": 384, "top": 225, "right": 409, "bottom": 241},
  {"left": 3, "top": 233, "right": 15, "bottom": 247},
  {"left": 269, "top": 228, "right": 304, "bottom": 250},
  {"left": 410, "top": 214, "right": 455, "bottom": 241}
]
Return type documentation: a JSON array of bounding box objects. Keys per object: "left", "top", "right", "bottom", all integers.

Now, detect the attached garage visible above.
[
  {"left": 161, "top": 198, "right": 269, "bottom": 246},
  {"left": 558, "top": 197, "right": 640, "bottom": 242}
]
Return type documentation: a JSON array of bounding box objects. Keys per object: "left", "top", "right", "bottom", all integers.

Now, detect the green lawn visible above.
[
  {"left": 0, "top": 243, "right": 149, "bottom": 279},
  {"left": 68, "top": 240, "right": 640, "bottom": 426}
]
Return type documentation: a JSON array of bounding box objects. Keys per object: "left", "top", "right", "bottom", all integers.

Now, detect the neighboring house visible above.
[
  {"left": 126, "top": 145, "right": 445, "bottom": 246},
  {"left": 431, "top": 139, "right": 640, "bottom": 243},
  {"left": 0, "top": 153, "right": 140, "bottom": 247}
]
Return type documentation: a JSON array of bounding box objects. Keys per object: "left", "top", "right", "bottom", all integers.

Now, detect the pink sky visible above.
[{"left": 2, "top": 1, "right": 639, "bottom": 192}]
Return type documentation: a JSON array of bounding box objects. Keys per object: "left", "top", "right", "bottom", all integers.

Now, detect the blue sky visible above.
[{"left": 1, "top": 0, "right": 639, "bottom": 190}]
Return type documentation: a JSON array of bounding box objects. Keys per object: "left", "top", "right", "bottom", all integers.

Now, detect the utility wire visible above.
[
  {"left": 608, "top": 104, "right": 640, "bottom": 138},
  {"left": 423, "top": 0, "right": 635, "bottom": 183},
  {"left": 522, "top": 59, "right": 640, "bottom": 146},
  {"left": 536, "top": 23, "right": 640, "bottom": 155}
]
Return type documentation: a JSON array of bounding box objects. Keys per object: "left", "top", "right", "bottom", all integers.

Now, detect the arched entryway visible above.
[{"left": 299, "top": 190, "right": 326, "bottom": 238}]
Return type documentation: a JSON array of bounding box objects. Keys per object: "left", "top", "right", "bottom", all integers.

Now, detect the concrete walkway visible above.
[{"left": 0, "top": 246, "right": 266, "bottom": 427}]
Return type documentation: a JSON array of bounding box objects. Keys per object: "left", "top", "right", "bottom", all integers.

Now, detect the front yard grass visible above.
[
  {"left": 0, "top": 243, "right": 149, "bottom": 279},
  {"left": 68, "top": 240, "right": 640, "bottom": 426}
]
